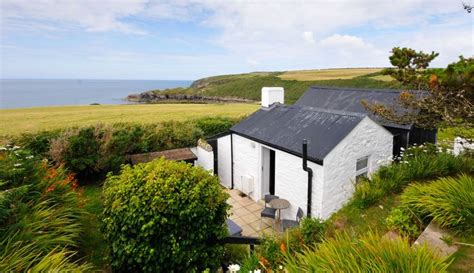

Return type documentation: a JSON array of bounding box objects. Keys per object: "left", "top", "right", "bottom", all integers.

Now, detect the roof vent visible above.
[{"left": 261, "top": 87, "right": 284, "bottom": 107}]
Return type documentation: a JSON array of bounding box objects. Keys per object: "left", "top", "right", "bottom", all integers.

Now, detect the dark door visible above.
[
  {"left": 269, "top": 150, "right": 275, "bottom": 195},
  {"left": 393, "top": 134, "right": 402, "bottom": 158}
]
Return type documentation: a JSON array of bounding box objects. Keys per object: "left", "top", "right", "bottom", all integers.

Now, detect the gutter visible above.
[
  {"left": 230, "top": 134, "right": 234, "bottom": 189},
  {"left": 302, "top": 139, "right": 313, "bottom": 217}
]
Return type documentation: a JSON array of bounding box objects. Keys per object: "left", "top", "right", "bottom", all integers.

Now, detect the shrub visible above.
[
  {"left": 13, "top": 117, "right": 240, "bottom": 177},
  {"left": 385, "top": 208, "right": 420, "bottom": 238},
  {"left": 283, "top": 232, "right": 450, "bottom": 272},
  {"left": 299, "top": 217, "right": 327, "bottom": 246},
  {"left": 400, "top": 174, "right": 474, "bottom": 234},
  {"left": 101, "top": 158, "right": 229, "bottom": 272},
  {"left": 63, "top": 127, "right": 100, "bottom": 174}
]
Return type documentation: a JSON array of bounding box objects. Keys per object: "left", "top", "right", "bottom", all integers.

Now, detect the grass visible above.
[
  {"left": 278, "top": 68, "right": 383, "bottom": 81},
  {"left": 78, "top": 184, "right": 108, "bottom": 270},
  {"left": 0, "top": 103, "right": 259, "bottom": 137},
  {"left": 327, "top": 194, "right": 400, "bottom": 236}
]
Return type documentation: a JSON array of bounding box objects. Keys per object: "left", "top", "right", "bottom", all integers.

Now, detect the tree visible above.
[{"left": 362, "top": 47, "right": 473, "bottom": 130}]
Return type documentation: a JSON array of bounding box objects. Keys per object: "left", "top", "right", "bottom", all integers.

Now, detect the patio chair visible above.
[
  {"left": 282, "top": 207, "right": 304, "bottom": 231},
  {"left": 260, "top": 194, "right": 279, "bottom": 230},
  {"left": 226, "top": 219, "right": 242, "bottom": 236}
]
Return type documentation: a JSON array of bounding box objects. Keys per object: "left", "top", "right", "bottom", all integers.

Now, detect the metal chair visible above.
[
  {"left": 282, "top": 207, "right": 304, "bottom": 231},
  {"left": 260, "top": 194, "right": 279, "bottom": 230}
]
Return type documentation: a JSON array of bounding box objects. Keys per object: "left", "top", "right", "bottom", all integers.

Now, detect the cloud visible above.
[
  {"left": 303, "top": 31, "right": 315, "bottom": 44},
  {"left": 1, "top": 0, "right": 148, "bottom": 34}
]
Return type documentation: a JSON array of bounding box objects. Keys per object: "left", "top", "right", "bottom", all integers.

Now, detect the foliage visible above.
[
  {"left": 385, "top": 208, "right": 420, "bottom": 238},
  {"left": 363, "top": 48, "right": 473, "bottom": 129},
  {"left": 101, "top": 158, "right": 229, "bottom": 272},
  {"left": 352, "top": 144, "right": 473, "bottom": 208},
  {"left": 283, "top": 232, "right": 450, "bottom": 272},
  {"left": 12, "top": 116, "right": 239, "bottom": 178},
  {"left": 222, "top": 245, "right": 249, "bottom": 266},
  {"left": 0, "top": 145, "right": 89, "bottom": 271},
  {"left": 299, "top": 217, "right": 327, "bottom": 246},
  {"left": 400, "top": 174, "right": 474, "bottom": 234},
  {"left": 63, "top": 127, "right": 100, "bottom": 174}
]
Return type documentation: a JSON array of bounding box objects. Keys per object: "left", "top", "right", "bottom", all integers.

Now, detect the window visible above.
[{"left": 356, "top": 156, "right": 369, "bottom": 182}]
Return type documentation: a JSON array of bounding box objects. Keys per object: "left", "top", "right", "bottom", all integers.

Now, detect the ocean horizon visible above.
[{"left": 0, "top": 79, "right": 193, "bottom": 109}]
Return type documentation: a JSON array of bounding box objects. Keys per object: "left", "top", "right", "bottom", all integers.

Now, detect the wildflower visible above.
[
  {"left": 279, "top": 265, "right": 283, "bottom": 270},
  {"left": 254, "top": 270, "right": 261, "bottom": 273},
  {"left": 12, "top": 145, "right": 20, "bottom": 150},
  {"left": 400, "top": 147, "right": 405, "bottom": 151},
  {"left": 228, "top": 264, "right": 240, "bottom": 272},
  {"left": 280, "top": 243, "right": 286, "bottom": 253},
  {"left": 14, "top": 163, "right": 22, "bottom": 167},
  {"left": 26, "top": 155, "right": 34, "bottom": 159}
]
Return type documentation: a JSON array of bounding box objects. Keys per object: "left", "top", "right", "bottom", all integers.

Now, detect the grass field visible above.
[
  {"left": 0, "top": 103, "right": 259, "bottom": 137},
  {"left": 278, "top": 68, "right": 383, "bottom": 81}
]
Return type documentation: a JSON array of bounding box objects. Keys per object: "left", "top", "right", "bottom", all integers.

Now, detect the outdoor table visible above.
[{"left": 269, "top": 198, "right": 290, "bottom": 231}]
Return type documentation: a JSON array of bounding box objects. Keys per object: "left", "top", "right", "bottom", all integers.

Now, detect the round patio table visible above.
[{"left": 269, "top": 198, "right": 290, "bottom": 232}]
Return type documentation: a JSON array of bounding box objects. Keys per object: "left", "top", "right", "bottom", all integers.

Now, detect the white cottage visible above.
[{"left": 207, "top": 87, "right": 393, "bottom": 220}]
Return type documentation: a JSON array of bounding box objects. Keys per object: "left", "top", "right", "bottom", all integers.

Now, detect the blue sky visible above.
[{"left": 1, "top": 0, "right": 472, "bottom": 80}]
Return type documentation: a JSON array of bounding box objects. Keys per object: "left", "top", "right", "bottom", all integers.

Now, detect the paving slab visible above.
[{"left": 413, "top": 222, "right": 458, "bottom": 257}]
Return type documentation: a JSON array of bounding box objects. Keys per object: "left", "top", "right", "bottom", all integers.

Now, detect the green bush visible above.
[
  {"left": 400, "top": 174, "right": 474, "bottom": 234},
  {"left": 385, "top": 208, "right": 420, "bottom": 238},
  {"left": 352, "top": 145, "right": 473, "bottom": 208},
  {"left": 101, "top": 158, "right": 229, "bottom": 272},
  {"left": 12, "top": 116, "right": 239, "bottom": 177},
  {"left": 299, "top": 217, "right": 327, "bottom": 246},
  {"left": 283, "top": 232, "right": 450, "bottom": 272},
  {"left": 0, "top": 145, "right": 89, "bottom": 271},
  {"left": 63, "top": 127, "right": 100, "bottom": 174}
]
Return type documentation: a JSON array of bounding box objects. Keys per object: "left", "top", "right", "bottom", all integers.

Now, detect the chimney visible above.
[{"left": 261, "top": 87, "right": 284, "bottom": 107}]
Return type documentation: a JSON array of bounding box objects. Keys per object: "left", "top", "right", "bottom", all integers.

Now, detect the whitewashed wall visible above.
[
  {"left": 321, "top": 117, "right": 393, "bottom": 219},
  {"left": 217, "top": 135, "right": 232, "bottom": 188},
  {"left": 232, "top": 134, "right": 324, "bottom": 219},
  {"left": 274, "top": 149, "right": 324, "bottom": 220},
  {"left": 194, "top": 146, "right": 214, "bottom": 173}
]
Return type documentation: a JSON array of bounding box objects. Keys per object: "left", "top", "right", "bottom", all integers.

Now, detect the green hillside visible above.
[{"left": 149, "top": 69, "right": 402, "bottom": 104}]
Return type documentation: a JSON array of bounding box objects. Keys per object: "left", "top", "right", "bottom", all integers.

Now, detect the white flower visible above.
[
  {"left": 12, "top": 145, "right": 20, "bottom": 150},
  {"left": 228, "top": 264, "right": 240, "bottom": 272},
  {"left": 400, "top": 147, "right": 405, "bottom": 151},
  {"left": 14, "top": 163, "right": 22, "bottom": 167},
  {"left": 253, "top": 270, "right": 261, "bottom": 273},
  {"left": 0, "top": 147, "right": 6, "bottom": 151},
  {"left": 279, "top": 265, "right": 283, "bottom": 270}
]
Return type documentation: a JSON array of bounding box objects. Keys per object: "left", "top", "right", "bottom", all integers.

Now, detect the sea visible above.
[{"left": 0, "top": 79, "right": 193, "bottom": 109}]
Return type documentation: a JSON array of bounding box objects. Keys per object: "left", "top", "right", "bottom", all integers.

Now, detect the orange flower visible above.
[
  {"left": 259, "top": 256, "right": 269, "bottom": 266},
  {"left": 46, "top": 185, "right": 56, "bottom": 193},
  {"left": 280, "top": 243, "right": 286, "bottom": 253}
]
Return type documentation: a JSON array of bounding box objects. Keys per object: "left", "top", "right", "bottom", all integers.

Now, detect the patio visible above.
[{"left": 226, "top": 189, "right": 276, "bottom": 237}]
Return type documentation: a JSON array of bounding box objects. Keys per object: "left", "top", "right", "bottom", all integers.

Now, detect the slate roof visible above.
[
  {"left": 127, "top": 148, "right": 197, "bottom": 165},
  {"left": 294, "top": 86, "right": 423, "bottom": 129},
  {"left": 230, "top": 104, "right": 366, "bottom": 164}
]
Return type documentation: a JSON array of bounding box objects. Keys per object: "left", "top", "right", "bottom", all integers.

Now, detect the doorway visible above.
[{"left": 262, "top": 147, "right": 276, "bottom": 197}]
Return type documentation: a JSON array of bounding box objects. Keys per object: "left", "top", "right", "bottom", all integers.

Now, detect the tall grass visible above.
[
  {"left": 283, "top": 232, "right": 450, "bottom": 272},
  {"left": 352, "top": 145, "right": 473, "bottom": 208},
  {"left": 401, "top": 174, "right": 474, "bottom": 234}
]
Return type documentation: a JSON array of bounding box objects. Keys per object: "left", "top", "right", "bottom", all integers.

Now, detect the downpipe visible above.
[{"left": 302, "top": 139, "right": 313, "bottom": 217}]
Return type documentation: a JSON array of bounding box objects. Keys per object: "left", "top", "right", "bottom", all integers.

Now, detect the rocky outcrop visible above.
[{"left": 127, "top": 92, "right": 254, "bottom": 104}]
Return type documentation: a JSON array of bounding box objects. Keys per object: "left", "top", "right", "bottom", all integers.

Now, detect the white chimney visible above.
[{"left": 261, "top": 87, "right": 284, "bottom": 107}]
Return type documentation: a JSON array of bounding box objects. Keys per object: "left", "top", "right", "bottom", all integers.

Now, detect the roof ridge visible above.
[
  {"left": 288, "top": 104, "right": 366, "bottom": 118},
  {"left": 309, "top": 85, "right": 426, "bottom": 93}
]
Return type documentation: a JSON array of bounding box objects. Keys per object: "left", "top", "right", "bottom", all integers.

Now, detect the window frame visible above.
[{"left": 355, "top": 156, "right": 370, "bottom": 181}]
